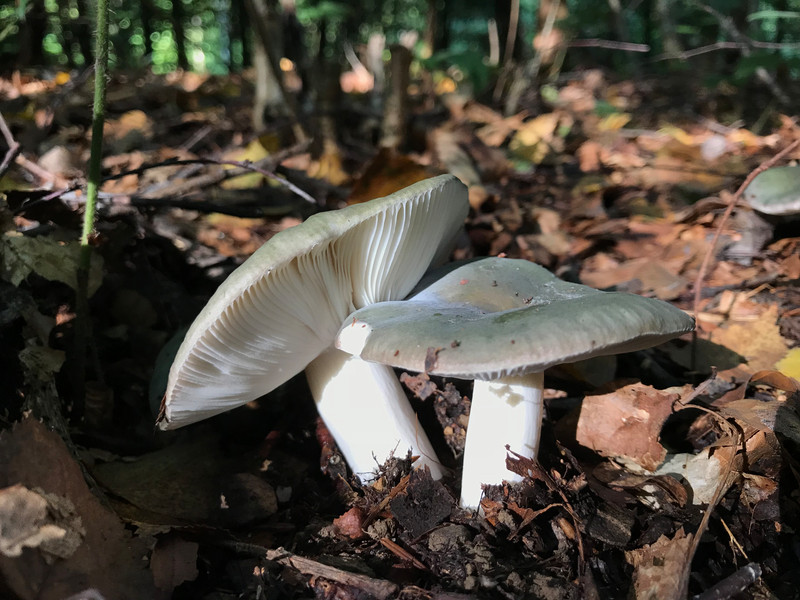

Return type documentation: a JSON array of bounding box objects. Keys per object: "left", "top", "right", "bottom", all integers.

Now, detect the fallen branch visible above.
[
  {"left": 266, "top": 548, "right": 398, "bottom": 600},
  {"left": 0, "top": 111, "right": 21, "bottom": 179}
]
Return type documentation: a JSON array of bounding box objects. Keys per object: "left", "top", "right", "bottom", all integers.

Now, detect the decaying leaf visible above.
[
  {"left": 626, "top": 528, "right": 693, "bottom": 600},
  {"left": 0, "top": 485, "right": 67, "bottom": 557},
  {"left": 0, "top": 418, "right": 156, "bottom": 600},
  {"left": 711, "top": 305, "right": 790, "bottom": 373},
  {"left": 150, "top": 534, "right": 199, "bottom": 595},
  {"left": 575, "top": 383, "right": 681, "bottom": 471},
  {"left": 18, "top": 340, "right": 65, "bottom": 382},
  {"left": 1, "top": 233, "right": 103, "bottom": 296}
]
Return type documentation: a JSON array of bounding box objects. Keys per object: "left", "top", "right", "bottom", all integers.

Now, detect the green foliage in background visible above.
[{"left": 4, "top": 0, "right": 800, "bottom": 98}]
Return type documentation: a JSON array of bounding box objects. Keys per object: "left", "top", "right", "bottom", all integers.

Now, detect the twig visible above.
[
  {"left": 155, "top": 158, "right": 317, "bottom": 204},
  {"left": 23, "top": 142, "right": 315, "bottom": 211},
  {"left": 0, "top": 111, "right": 21, "bottom": 180},
  {"left": 502, "top": 0, "right": 520, "bottom": 68},
  {"left": 568, "top": 39, "right": 650, "bottom": 52},
  {"left": 692, "top": 562, "right": 762, "bottom": 600},
  {"left": 266, "top": 548, "right": 398, "bottom": 600}
]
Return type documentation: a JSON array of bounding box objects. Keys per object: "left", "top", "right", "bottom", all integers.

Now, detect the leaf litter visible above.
[{"left": 0, "top": 68, "right": 799, "bottom": 599}]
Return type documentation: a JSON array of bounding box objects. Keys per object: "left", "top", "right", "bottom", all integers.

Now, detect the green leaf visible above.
[{"left": 1, "top": 233, "right": 104, "bottom": 295}]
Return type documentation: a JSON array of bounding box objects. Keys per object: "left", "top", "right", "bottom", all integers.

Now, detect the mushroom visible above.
[
  {"left": 743, "top": 165, "right": 800, "bottom": 216},
  {"left": 335, "top": 257, "right": 695, "bottom": 508},
  {"left": 158, "top": 175, "right": 469, "bottom": 481}
]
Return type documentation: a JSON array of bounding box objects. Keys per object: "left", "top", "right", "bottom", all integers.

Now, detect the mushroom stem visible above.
[
  {"left": 459, "top": 371, "right": 544, "bottom": 509},
  {"left": 305, "top": 347, "right": 444, "bottom": 481}
]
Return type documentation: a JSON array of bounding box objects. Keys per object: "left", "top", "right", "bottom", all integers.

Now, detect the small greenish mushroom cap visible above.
[
  {"left": 159, "top": 175, "right": 469, "bottom": 429},
  {"left": 336, "top": 257, "right": 695, "bottom": 379},
  {"left": 743, "top": 165, "right": 800, "bottom": 216}
]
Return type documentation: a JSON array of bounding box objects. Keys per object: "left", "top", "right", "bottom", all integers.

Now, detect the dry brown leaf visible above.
[
  {"left": 150, "top": 534, "right": 199, "bottom": 596},
  {"left": 347, "top": 149, "right": 433, "bottom": 205},
  {"left": 431, "top": 127, "right": 481, "bottom": 186},
  {"left": 579, "top": 257, "right": 688, "bottom": 300},
  {"left": 0, "top": 418, "right": 155, "bottom": 600},
  {"left": 626, "top": 528, "right": 692, "bottom": 600},
  {"left": 333, "top": 506, "right": 367, "bottom": 540},
  {"left": 0, "top": 485, "right": 67, "bottom": 558},
  {"left": 575, "top": 383, "right": 680, "bottom": 471}
]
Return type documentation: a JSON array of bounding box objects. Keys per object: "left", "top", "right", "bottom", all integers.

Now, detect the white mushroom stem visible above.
[
  {"left": 459, "top": 371, "right": 544, "bottom": 509},
  {"left": 305, "top": 347, "right": 444, "bottom": 481}
]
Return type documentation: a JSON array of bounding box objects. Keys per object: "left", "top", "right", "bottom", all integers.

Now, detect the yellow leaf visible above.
[
  {"left": 776, "top": 347, "right": 800, "bottom": 379},
  {"left": 510, "top": 113, "right": 561, "bottom": 164},
  {"left": 711, "top": 305, "right": 789, "bottom": 372},
  {"left": 221, "top": 138, "right": 272, "bottom": 190},
  {"left": 597, "top": 112, "right": 631, "bottom": 132}
]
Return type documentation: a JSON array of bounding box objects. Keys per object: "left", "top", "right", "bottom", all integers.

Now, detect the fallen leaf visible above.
[
  {"left": 776, "top": 348, "right": 800, "bottom": 380},
  {"left": 1, "top": 233, "right": 104, "bottom": 296},
  {"left": 150, "top": 534, "right": 199, "bottom": 596},
  {"left": 333, "top": 506, "right": 367, "bottom": 540},
  {"left": 626, "top": 528, "right": 692, "bottom": 600},
  {"left": 0, "top": 485, "right": 67, "bottom": 557},
  {"left": 509, "top": 113, "right": 563, "bottom": 164},
  {"left": 711, "top": 305, "right": 789, "bottom": 372},
  {"left": 576, "top": 383, "right": 680, "bottom": 471},
  {"left": 390, "top": 467, "right": 453, "bottom": 538},
  {"left": 0, "top": 418, "right": 155, "bottom": 600}
]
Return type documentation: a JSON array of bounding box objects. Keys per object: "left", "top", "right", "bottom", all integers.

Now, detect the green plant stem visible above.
[
  {"left": 81, "top": 2, "right": 108, "bottom": 257},
  {"left": 74, "top": 0, "right": 109, "bottom": 421}
]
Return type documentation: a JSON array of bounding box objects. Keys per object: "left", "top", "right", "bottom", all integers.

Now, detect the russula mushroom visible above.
[
  {"left": 743, "top": 165, "right": 800, "bottom": 216},
  {"left": 335, "top": 257, "right": 695, "bottom": 508},
  {"left": 158, "top": 175, "right": 469, "bottom": 481}
]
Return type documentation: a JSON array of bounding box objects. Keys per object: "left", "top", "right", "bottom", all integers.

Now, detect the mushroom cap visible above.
[
  {"left": 743, "top": 165, "right": 800, "bottom": 216},
  {"left": 336, "top": 257, "right": 695, "bottom": 380},
  {"left": 160, "top": 175, "right": 469, "bottom": 429}
]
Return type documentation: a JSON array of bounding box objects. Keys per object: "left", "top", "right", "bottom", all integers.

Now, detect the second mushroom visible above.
[{"left": 336, "top": 257, "right": 695, "bottom": 508}]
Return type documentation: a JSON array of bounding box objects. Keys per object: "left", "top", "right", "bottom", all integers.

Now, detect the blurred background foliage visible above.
[{"left": 2, "top": 0, "right": 800, "bottom": 97}]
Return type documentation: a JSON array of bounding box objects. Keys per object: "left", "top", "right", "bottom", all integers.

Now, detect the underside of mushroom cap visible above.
[
  {"left": 336, "top": 257, "right": 695, "bottom": 381},
  {"left": 160, "top": 175, "right": 469, "bottom": 429}
]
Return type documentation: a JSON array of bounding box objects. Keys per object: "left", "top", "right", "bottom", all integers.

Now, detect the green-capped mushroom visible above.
[
  {"left": 336, "top": 257, "right": 695, "bottom": 508},
  {"left": 743, "top": 165, "right": 800, "bottom": 216}
]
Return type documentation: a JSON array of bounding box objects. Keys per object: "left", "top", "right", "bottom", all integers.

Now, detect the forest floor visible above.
[{"left": 1, "top": 68, "right": 799, "bottom": 600}]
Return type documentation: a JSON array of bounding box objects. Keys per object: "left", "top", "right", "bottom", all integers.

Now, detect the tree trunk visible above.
[
  {"left": 172, "top": 0, "right": 190, "bottom": 70},
  {"left": 18, "top": 0, "right": 47, "bottom": 66},
  {"left": 380, "top": 44, "right": 411, "bottom": 151},
  {"left": 139, "top": 0, "right": 155, "bottom": 62},
  {"left": 229, "top": 0, "right": 249, "bottom": 70},
  {"left": 245, "top": 0, "right": 307, "bottom": 140}
]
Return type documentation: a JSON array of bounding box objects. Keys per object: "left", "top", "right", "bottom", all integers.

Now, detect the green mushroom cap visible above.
[
  {"left": 743, "top": 165, "right": 800, "bottom": 216},
  {"left": 337, "top": 257, "right": 695, "bottom": 381}
]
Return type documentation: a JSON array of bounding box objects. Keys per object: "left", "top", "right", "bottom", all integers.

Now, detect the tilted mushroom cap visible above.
[
  {"left": 743, "top": 165, "right": 800, "bottom": 216},
  {"left": 337, "top": 257, "right": 695, "bottom": 378},
  {"left": 160, "top": 175, "right": 469, "bottom": 429}
]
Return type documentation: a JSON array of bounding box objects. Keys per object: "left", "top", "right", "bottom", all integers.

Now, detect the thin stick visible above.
[
  {"left": 0, "top": 111, "right": 21, "bottom": 179},
  {"left": 568, "top": 39, "right": 650, "bottom": 52}
]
